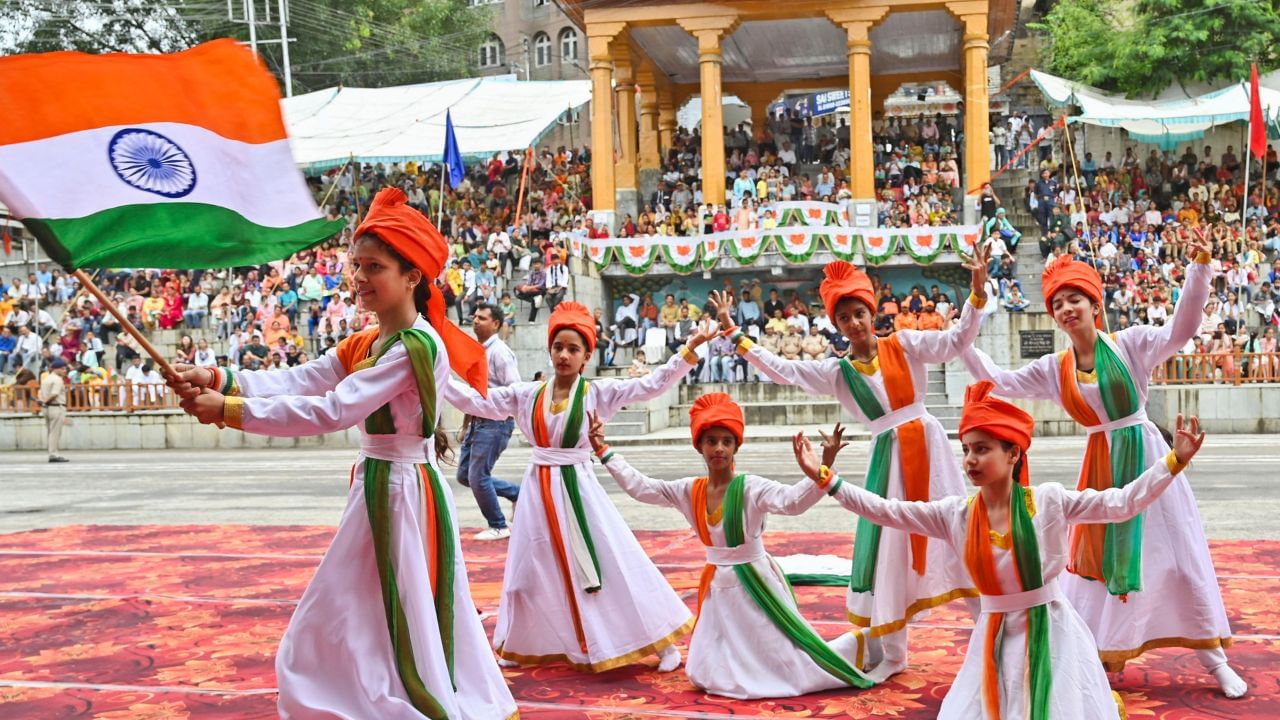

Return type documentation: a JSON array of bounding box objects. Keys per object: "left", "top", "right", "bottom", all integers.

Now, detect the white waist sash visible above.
[
  {"left": 530, "top": 446, "right": 593, "bottom": 466},
  {"left": 530, "top": 444, "right": 599, "bottom": 591},
  {"left": 980, "top": 578, "right": 1063, "bottom": 614},
  {"left": 1084, "top": 409, "right": 1148, "bottom": 435},
  {"left": 360, "top": 434, "right": 431, "bottom": 464},
  {"left": 865, "top": 401, "right": 927, "bottom": 437},
  {"left": 705, "top": 539, "right": 767, "bottom": 566}
]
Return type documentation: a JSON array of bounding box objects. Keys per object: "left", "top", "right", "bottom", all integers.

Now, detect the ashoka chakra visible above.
[{"left": 108, "top": 128, "right": 198, "bottom": 198}]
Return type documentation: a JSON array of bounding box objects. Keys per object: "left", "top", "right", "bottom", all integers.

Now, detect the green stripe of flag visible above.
[{"left": 23, "top": 202, "right": 344, "bottom": 269}]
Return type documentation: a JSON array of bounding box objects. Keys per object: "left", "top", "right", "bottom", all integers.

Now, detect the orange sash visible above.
[
  {"left": 1057, "top": 351, "right": 1110, "bottom": 583},
  {"left": 690, "top": 477, "right": 717, "bottom": 619},
  {"left": 336, "top": 327, "right": 380, "bottom": 374},
  {"left": 531, "top": 388, "right": 589, "bottom": 654},
  {"left": 879, "top": 335, "right": 931, "bottom": 575}
]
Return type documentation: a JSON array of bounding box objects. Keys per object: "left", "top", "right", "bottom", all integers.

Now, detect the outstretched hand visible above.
[
  {"left": 1171, "top": 413, "right": 1206, "bottom": 466},
  {"left": 165, "top": 363, "right": 212, "bottom": 402},
  {"left": 1185, "top": 234, "right": 1211, "bottom": 261},
  {"left": 792, "top": 431, "right": 823, "bottom": 482},
  {"left": 962, "top": 240, "right": 991, "bottom": 300},
  {"left": 686, "top": 324, "right": 717, "bottom": 350},
  {"left": 707, "top": 290, "right": 735, "bottom": 332},
  {"left": 587, "top": 412, "right": 607, "bottom": 455},
  {"left": 819, "top": 422, "right": 849, "bottom": 469}
]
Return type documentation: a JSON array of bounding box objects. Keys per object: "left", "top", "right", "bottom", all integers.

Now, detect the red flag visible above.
[
  {"left": 1249, "top": 63, "right": 1266, "bottom": 160},
  {"left": 1, "top": 230, "right": 10, "bottom": 256}
]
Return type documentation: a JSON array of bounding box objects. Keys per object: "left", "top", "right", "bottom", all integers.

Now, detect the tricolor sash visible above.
[
  {"left": 839, "top": 335, "right": 932, "bottom": 595},
  {"left": 530, "top": 377, "right": 599, "bottom": 654},
  {"left": 692, "top": 474, "right": 875, "bottom": 689},
  {"left": 359, "top": 329, "right": 454, "bottom": 719},
  {"left": 1058, "top": 334, "right": 1146, "bottom": 597},
  {"left": 965, "top": 484, "right": 1051, "bottom": 720}
]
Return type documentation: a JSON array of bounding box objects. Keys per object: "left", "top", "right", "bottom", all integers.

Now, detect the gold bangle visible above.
[
  {"left": 223, "top": 396, "right": 245, "bottom": 430},
  {"left": 1194, "top": 251, "right": 1211, "bottom": 264},
  {"left": 1165, "top": 449, "right": 1188, "bottom": 475},
  {"left": 679, "top": 345, "right": 698, "bottom": 365}
]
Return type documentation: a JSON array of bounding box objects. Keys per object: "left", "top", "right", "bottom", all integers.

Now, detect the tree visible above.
[
  {"left": 1033, "top": 0, "right": 1280, "bottom": 97},
  {"left": 0, "top": 0, "right": 495, "bottom": 94}
]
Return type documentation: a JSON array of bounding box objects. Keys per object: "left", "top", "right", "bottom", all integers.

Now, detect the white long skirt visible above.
[
  {"left": 846, "top": 417, "right": 975, "bottom": 634},
  {"left": 276, "top": 457, "right": 517, "bottom": 719},
  {"left": 939, "top": 599, "right": 1120, "bottom": 719},
  {"left": 690, "top": 556, "right": 865, "bottom": 700},
  {"left": 493, "top": 462, "right": 693, "bottom": 671},
  {"left": 1062, "top": 422, "right": 1233, "bottom": 669}
]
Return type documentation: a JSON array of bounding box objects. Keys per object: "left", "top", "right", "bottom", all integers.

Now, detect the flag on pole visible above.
[
  {"left": 0, "top": 39, "right": 342, "bottom": 270},
  {"left": 443, "top": 109, "right": 465, "bottom": 188},
  {"left": 1249, "top": 62, "right": 1266, "bottom": 160},
  {"left": 2, "top": 230, "right": 11, "bottom": 256}
]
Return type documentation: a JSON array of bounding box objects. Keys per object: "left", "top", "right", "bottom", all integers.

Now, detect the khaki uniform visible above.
[{"left": 38, "top": 373, "right": 67, "bottom": 457}]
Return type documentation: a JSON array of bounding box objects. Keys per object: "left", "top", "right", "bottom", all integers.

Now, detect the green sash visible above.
[
  {"left": 838, "top": 358, "right": 893, "bottom": 594},
  {"left": 1095, "top": 335, "right": 1146, "bottom": 596},
  {"left": 533, "top": 377, "right": 602, "bottom": 591},
  {"left": 359, "top": 329, "right": 454, "bottom": 718},
  {"left": 722, "top": 473, "right": 875, "bottom": 689}
]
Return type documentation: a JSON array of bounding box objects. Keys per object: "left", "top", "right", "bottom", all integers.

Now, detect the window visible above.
[
  {"left": 559, "top": 27, "right": 578, "bottom": 62},
  {"left": 533, "top": 32, "right": 551, "bottom": 68},
  {"left": 479, "top": 35, "right": 505, "bottom": 68}
]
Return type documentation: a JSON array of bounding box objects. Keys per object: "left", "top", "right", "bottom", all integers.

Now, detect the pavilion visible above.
[{"left": 559, "top": 0, "right": 1017, "bottom": 226}]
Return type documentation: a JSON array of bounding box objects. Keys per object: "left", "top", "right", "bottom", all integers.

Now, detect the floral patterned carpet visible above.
[{"left": 0, "top": 524, "right": 1275, "bottom": 719}]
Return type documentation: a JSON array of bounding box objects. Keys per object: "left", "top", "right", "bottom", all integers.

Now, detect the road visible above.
[{"left": 3, "top": 434, "right": 1276, "bottom": 538}]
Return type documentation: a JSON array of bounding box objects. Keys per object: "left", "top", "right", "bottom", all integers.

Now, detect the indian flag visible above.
[{"left": 0, "top": 39, "right": 342, "bottom": 270}]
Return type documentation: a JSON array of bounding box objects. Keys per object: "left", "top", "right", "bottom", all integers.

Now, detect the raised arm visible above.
[
  {"left": 897, "top": 293, "right": 987, "bottom": 363},
  {"left": 961, "top": 346, "right": 1058, "bottom": 401},
  {"left": 793, "top": 431, "right": 956, "bottom": 538},
  {"left": 738, "top": 337, "right": 841, "bottom": 395},
  {"left": 600, "top": 452, "right": 686, "bottom": 508},
  {"left": 1119, "top": 258, "right": 1212, "bottom": 370},
  {"left": 440, "top": 376, "right": 522, "bottom": 421},
  {"left": 590, "top": 350, "right": 698, "bottom": 420},
  {"left": 229, "top": 352, "right": 345, "bottom": 397},
  {"left": 900, "top": 240, "right": 991, "bottom": 363},
  {"left": 224, "top": 346, "right": 414, "bottom": 437},
  {"left": 828, "top": 481, "right": 959, "bottom": 539},
  {"left": 1062, "top": 414, "right": 1205, "bottom": 523},
  {"left": 748, "top": 474, "right": 828, "bottom": 517}
]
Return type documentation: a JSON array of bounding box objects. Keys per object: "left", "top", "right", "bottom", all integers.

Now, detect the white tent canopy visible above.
[
  {"left": 1031, "top": 69, "right": 1280, "bottom": 149},
  {"left": 282, "top": 75, "right": 592, "bottom": 171}
]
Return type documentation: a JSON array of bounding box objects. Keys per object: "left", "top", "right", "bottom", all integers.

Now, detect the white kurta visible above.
[
  {"left": 830, "top": 458, "right": 1181, "bottom": 719},
  {"left": 443, "top": 355, "right": 697, "bottom": 671},
  {"left": 602, "top": 454, "right": 869, "bottom": 699},
  {"left": 231, "top": 317, "right": 517, "bottom": 720},
  {"left": 962, "top": 261, "right": 1232, "bottom": 667},
  {"left": 741, "top": 300, "right": 984, "bottom": 642}
]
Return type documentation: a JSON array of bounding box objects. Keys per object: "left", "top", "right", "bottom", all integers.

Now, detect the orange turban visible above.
[
  {"left": 354, "top": 188, "right": 488, "bottom": 396},
  {"left": 1041, "top": 255, "right": 1104, "bottom": 328},
  {"left": 548, "top": 301, "right": 597, "bottom": 353},
  {"left": 690, "top": 392, "right": 744, "bottom": 448},
  {"left": 819, "top": 261, "right": 876, "bottom": 320},
  {"left": 959, "top": 381, "right": 1034, "bottom": 486}
]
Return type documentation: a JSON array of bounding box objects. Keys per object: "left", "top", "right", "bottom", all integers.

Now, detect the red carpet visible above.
[{"left": 0, "top": 525, "right": 1275, "bottom": 719}]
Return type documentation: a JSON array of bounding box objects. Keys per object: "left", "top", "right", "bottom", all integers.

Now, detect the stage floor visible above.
[{"left": 0, "top": 524, "right": 1275, "bottom": 719}]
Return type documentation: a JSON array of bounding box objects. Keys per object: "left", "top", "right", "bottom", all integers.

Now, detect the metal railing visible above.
[
  {"left": 0, "top": 381, "right": 180, "bottom": 414},
  {"left": 1151, "top": 352, "right": 1280, "bottom": 385}
]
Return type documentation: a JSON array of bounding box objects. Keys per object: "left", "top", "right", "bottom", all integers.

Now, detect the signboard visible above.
[{"left": 1019, "top": 330, "right": 1056, "bottom": 359}]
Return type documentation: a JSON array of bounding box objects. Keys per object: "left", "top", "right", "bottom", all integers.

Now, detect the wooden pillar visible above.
[
  {"left": 951, "top": 1, "right": 991, "bottom": 194},
  {"left": 637, "top": 73, "right": 660, "bottom": 170},
  {"left": 613, "top": 40, "right": 638, "bottom": 191},
  {"left": 586, "top": 22, "right": 625, "bottom": 215},
  {"left": 678, "top": 15, "right": 739, "bottom": 207},
  {"left": 657, "top": 87, "right": 676, "bottom": 161},
  {"left": 828, "top": 8, "right": 888, "bottom": 201}
]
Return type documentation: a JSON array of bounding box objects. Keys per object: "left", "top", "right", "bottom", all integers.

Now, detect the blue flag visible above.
[{"left": 443, "top": 109, "right": 464, "bottom": 188}]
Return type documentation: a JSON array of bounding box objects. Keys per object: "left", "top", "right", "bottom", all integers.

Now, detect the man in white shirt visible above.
[
  {"left": 544, "top": 256, "right": 569, "bottom": 313},
  {"left": 457, "top": 303, "right": 522, "bottom": 540},
  {"left": 14, "top": 325, "right": 41, "bottom": 370}
]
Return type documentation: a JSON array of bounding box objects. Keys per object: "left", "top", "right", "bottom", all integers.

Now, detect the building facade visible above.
[{"left": 472, "top": 0, "right": 588, "bottom": 82}]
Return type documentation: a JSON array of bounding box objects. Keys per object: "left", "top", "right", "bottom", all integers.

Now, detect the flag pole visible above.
[
  {"left": 437, "top": 163, "right": 447, "bottom": 229},
  {"left": 72, "top": 270, "right": 175, "bottom": 379}
]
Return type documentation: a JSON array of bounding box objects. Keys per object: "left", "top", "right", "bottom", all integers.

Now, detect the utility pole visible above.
[{"left": 228, "top": 0, "right": 294, "bottom": 97}]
